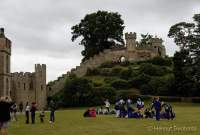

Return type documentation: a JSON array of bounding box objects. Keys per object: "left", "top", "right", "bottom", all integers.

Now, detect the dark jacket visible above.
[{"left": 0, "top": 101, "right": 12, "bottom": 122}]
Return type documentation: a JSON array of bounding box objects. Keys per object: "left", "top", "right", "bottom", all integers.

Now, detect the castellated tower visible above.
[
  {"left": 150, "top": 37, "right": 166, "bottom": 57},
  {"left": 34, "top": 64, "right": 46, "bottom": 109},
  {"left": 125, "top": 32, "right": 137, "bottom": 51},
  {"left": 0, "top": 28, "right": 11, "bottom": 97},
  {"left": 11, "top": 64, "right": 47, "bottom": 110}
]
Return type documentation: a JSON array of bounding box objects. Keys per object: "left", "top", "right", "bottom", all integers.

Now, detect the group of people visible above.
[
  {"left": 95, "top": 97, "right": 175, "bottom": 121},
  {"left": 0, "top": 96, "right": 57, "bottom": 135}
]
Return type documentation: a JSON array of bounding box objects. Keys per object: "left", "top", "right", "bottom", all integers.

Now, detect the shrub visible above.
[
  {"left": 86, "top": 68, "right": 100, "bottom": 76},
  {"left": 99, "top": 68, "right": 112, "bottom": 76},
  {"left": 120, "top": 60, "right": 130, "bottom": 66},
  {"left": 151, "top": 56, "right": 172, "bottom": 66},
  {"left": 110, "top": 79, "right": 131, "bottom": 90},
  {"left": 120, "top": 67, "right": 133, "bottom": 80},
  {"left": 129, "top": 73, "right": 151, "bottom": 88},
  {"left": 92, "top": 86, "right": 116, "bottom": 104},
  {"left": 139, "top": 63, "right": 166, "bottom": 76},
  {"left": 111, "top": 67, "right": 122, "bottom": 76},
  {"left": 100, "top": 61, "right": 117, "bottom": 68}
]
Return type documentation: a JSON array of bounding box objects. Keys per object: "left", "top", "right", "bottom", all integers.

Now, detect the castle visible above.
[
  {"left": 47, "top": 32, "right": 166, "bottom": 97},
  {"left": 0, "top": 28, "right": 47, "bottom": 109},
  {"left": 0, "top": 28, "right": 166, "bottom": 109}
]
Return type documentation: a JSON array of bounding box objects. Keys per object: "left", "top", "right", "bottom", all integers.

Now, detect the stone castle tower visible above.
[
  {"left": 125, "top": 32, "right": 137, "bottom": 51},
  {"left": 0, "top": 28, "right": 11, "bottom": 97},
  {"left": 0, "top": 28, "right": 47, "bottom": 109}
]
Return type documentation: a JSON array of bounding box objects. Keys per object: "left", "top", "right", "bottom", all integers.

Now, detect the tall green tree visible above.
[
  {"left": 168, "top": 13, "right": 200, "bottom": 96},
  {"left": 71, "top": 11, "right": 125, "bottom": 62}
]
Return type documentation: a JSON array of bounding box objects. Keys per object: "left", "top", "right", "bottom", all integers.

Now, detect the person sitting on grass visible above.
[
  {"left": 97, "top": 107, "right": 103, "bottom": 115},
  {"left": 83, "top": 108, "right": 96, "bottom": 117},
  {"left": 161, "top": 103, "right": 175, "bottom": 120},
  {"left": 40, "top": 111, "right": 45, "bottom": 123},
  {"left": 144, "top": 108, "right": 154, "bottom": 118},
  {"left": 136, "top": 98, "right": 144, "bottom": 111}
]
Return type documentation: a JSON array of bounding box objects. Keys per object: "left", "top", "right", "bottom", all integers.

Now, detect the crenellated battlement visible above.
[{"left": 125, "top": 32, "right": 136, "bottom": 40}]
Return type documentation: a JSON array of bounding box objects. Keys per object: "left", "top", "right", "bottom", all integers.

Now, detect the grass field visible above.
[{"left": 9, "top": 102, "right": 200, "bottom": 135}]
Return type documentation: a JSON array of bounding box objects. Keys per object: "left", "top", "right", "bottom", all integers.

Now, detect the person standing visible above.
[
  {"left": 19, "top": 102, "right": 23, "bottom": 113},
  {"left": 119, "top": 99, "right": 125, "bottom": 118},
  {"left": 30, "top": 102, "right": 37, "bottom": 124},
  {"left": 0, "top": 97, "right": 13, "bottom": 135},
  {"left": 126, "top": 99, "right": 132, "bottom": 118},
  {"left": 153, "top": 97, "right": 161, "bottom": 121},
  {"left": 104, "top": 99, "right": 110, "bottom": 113},
  {"left": 25, "top": 102, "right": 30, "bottom": 124},
  {"left": 49, "top": 100, "right": 56, "bottom": 123},
  {"left": 11, "top": 103, "right": 17, "bottom": 121}
]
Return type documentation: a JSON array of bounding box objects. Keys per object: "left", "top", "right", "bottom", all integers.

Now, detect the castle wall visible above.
[
  {"left": 11, "top": 64, "right": 47, "bottom": 110},
  {"left": 47, "top": 32, "right": 166, "bottom": 97}
]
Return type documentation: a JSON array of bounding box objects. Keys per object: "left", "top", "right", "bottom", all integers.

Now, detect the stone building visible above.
[
  {"left": 0, "top": 28, "right": 47, "bottom": 109},
  {"left": 47, "top": 32, "right": 166, "bottom": 96}
]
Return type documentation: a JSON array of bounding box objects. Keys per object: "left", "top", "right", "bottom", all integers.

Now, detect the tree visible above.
[
  {"left": 71, "top": 11, "right": 125, "bottom": 62},
  {"left": 138, "top": 33, "right": 153, "bottom": 47},
  {"left": 168, "top": 13, "right": 200, "bottom": 96}
]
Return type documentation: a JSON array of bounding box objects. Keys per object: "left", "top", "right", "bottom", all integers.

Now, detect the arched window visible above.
[{"left": 119, "top": 56, "right": 126, "bottom": 63}]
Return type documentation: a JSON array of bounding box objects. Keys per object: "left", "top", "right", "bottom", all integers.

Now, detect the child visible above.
[{"left": 39, "top": 111, "right": 45, "bottom": 123}]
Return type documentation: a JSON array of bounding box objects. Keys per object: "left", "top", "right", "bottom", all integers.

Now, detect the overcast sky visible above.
[{"left": 0, "top": 0, "right": 199, "bottom": 82}]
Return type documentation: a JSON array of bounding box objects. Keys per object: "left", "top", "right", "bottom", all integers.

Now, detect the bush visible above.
[
  {"left": 151, "top": 56, "right": 172, "bottom": 66},
  {"left": 110, "top": 79, "right": 131, "bottom": 90},
  {"left": 100, "top": 61, "right": 117, "bottom": 68},
  {"left": 140, "top": 63, "right": 166, "bottom": 76},
  {"left": 120, "top": 60, "right": 130, "bottom": 66},
  {"left": 92, "top": 86, "right": 116, "bottom": 104},
  {"left": 99, "top": 68, "right": 112, "bottom": 76},
  {"left": 111, "top": 67, "right": 122, "bottom": 76},
  {"left": 129, "top": 73, "right": 151, "bottom": 88},
  {"left": 120, "top": 67, "right": 133, "bottom": 80},
  {"left": 86, "top": 68, "right": 100, "bottom": 76}
]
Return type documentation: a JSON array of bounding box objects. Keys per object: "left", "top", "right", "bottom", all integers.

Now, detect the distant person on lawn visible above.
[
  {"left": 104, "top": 99, "right": 110, "bottom": 113},
  {"left": 19, "top": 102, "right": 23, "bottom": 113},
  {"left": 40, "top": 111, "right": 45, "bottom": 123},
  {"left": 49, "top": 100, "right": 56, "bottom": 123},
  {"left": 0, "top": 96, "right": 13, "bottom": 135},
  {"left": 153, "top": 97, "right": 161, "bottom": 121},
  {"left": 25, "top": 102, "right": 30, "bottom": 124},
  {"left": 30, "top": 102, "right": 37, "bottom": 124}
]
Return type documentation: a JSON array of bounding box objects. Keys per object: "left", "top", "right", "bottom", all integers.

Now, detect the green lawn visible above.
[{"left": 9, "top": 103, "right": 200, "bottom": 135}]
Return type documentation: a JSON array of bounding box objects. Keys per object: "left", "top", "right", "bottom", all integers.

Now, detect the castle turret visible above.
[
  {"left": 125, "top": 32, "right": 137, "bottom": 51},
  {"left": 0, "top": 28, "right": 11, "bottom": 97},
  {"left": 34, "top": 64, "right": 47, "bottom": 109},
  {"left": 150, "top": 37, "right": 166, "bottom": 57}
]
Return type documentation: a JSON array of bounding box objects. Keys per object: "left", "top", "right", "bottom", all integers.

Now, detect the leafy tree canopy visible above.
[{"left": 71, "top": 10, "right": 125, "bottom": 62}]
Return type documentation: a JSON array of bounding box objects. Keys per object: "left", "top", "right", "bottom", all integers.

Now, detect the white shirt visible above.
[
  {"left": 25, "top": 105, "right": 30, "bottom": 111},
  {"left": 105, "top": 101, "right": 110, "bottom": 108}
]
